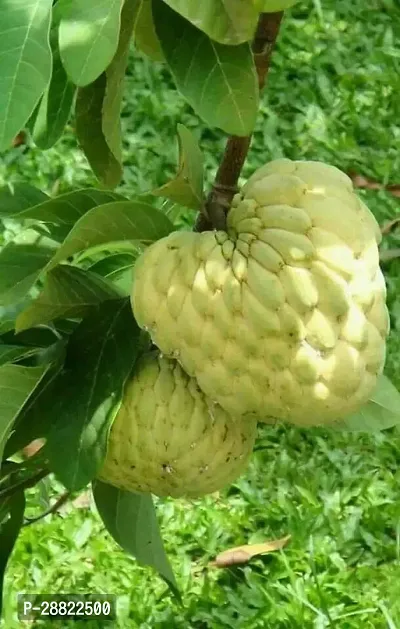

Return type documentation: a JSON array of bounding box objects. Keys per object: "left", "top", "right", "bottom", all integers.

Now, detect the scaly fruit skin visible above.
[
  {"left": 98, "top": 352, "right": 257, "bottom": 498},
  {"left": 253, "top": 0, "right": 299, "bottom": 12},
  {"left": 132, "top": 159, "right": 389, "bottom": 427}
]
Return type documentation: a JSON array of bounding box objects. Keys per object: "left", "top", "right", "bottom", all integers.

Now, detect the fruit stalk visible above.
[{"left": 195, "top": 11, "right": 284, "bottom": 233}]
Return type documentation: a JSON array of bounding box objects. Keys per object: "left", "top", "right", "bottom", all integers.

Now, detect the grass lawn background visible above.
[{"left": 1, "top": 0, "right": 400, "bottom": 627}]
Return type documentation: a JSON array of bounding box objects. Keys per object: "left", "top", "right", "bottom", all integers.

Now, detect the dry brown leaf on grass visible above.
[
  {"left": 72, "top": 490, "right": 92, "bottom": 509},
  {"left": 209, "top": 535, "right": 291, "bottom": 568},
  {"left": 57, "top": 490, "right": 92, "bottom": 516},
  {"left": 386, "top": 184, "right": 400, "bottom": 199},
  {"left": 348, "top": 170, "right": 400, "bottom": 197},
  {"left": 347, "top": 172, "right": 400, "bottom": 238},
  {"left": 348, "top": 171, "right": 383, "bottom": 190}
]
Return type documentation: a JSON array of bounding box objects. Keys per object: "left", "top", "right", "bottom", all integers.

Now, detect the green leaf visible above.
[
  {"left": 331, "top": 375, "right": 400, "bottom": 433},
  {"left": 88, "top": 252, "right": 137, "bottom": 279},
  {"left": 4, "top": 348, "right": 65, "bottom": 459},
  {"left": 58, "top": 0, "right": 125, "bottom": 86},
  {"left": 0, "top": 244, "right": 53, "bottom": 307},
  {"left": 0, "top": 0, "right": 53, "bottom": 150},
  {"left": 153, "top": 1, "right": 258, "bottom": 136},
  {"left": 89, "top": 253, "right": 137, "bottom": 295},
  {"left": 0, "top": 184, "right": 48, "bottom": 218},
  {"left": 93, "top": 481, "right": 179, "bottom": 596},
  {"left": 103, "top": 0, "right": 137, "bottom": 164},
  {"left": 45, "top": 299, "right": 143, "bottom": 491},
  {"left": 1, "top": 327, "right": 60, "bottom": 350},
  {"left": 16, "top": 264, "right": 122, "bottom": 332},
  {"left": 107, "top": 267, "right": 134, "bottom": 295},
  {"left": 75, "top": 74, "right": 123, "bottom": 188},
  {"left": 133, "top": 0, "right": 164, "bottom": 62},
  {"left": 32, "top": 26, "right": 76, "bottom": 149},
  {"left": 0, "top": 321, "right": 16, "bottom": 336},
  {"left": 0, "top": 345, "right": 39, "bottom": 367},
  {"left": 0, "top": 491, "right": 25, "bottom": 615},
  {"left": 3, "top": 189, "right": 126, "bottom": 241},
  {"left": 163, "top": 200, "right": 189, "bottom": 225},
  {"left": 45, "top": 201, "right": 175, "bottom": 270},
  {"left": 0, "top": 301, "right": 34, "bottom": 336},
  {"left": 25, "top": 101, "right": 41, "bottom": 135},
  {"left": 0, "top": 364, "right": 47, "bottom": 466},
  {"left": 152, "top": 124, "right": 204, "bottom": 211},
  {"left": 160, "top": 0, "right": 258, "bottom": 45}
]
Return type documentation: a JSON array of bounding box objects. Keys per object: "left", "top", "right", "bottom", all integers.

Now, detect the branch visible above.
[
  {"left": 0, "top": 468, "right": 50, "bottom": 501},
  {"left": 23, "top": 491, "right": 71, "bottom": 527},
  {"left": 195, "top": 11, "right": 284, "bottom": 232}
]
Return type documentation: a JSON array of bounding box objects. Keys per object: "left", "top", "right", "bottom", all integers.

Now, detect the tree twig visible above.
[
  {"left": 23, "top": 491, "right": 71, "bottom": 527},
  {"left": 195, "top": 11, "right": 284, "bottom": 232},
  {"left": 0, "top": 468, "right": 50, "bottom": 501}
]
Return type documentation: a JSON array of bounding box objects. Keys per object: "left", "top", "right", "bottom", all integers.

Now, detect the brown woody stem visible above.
[
  {"left": 23, "top": 491, "right": 71, "bottom": 527},
  {"left": 195, "top": 11, "right": 284, "bottom": 233},
  {"left": 0, "top": 468, "right": 50, "bottom": 501}
]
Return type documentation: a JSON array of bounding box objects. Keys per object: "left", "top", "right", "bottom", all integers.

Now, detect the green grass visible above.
[{"left": 2, "top": 0, "right": 400, "bottom": 627}]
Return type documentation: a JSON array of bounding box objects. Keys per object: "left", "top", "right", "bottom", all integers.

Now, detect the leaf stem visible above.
[
  {"left": 195, "top": 11, "right": 284, "bottom": 232},
  {"left": 23, "top": 491, "right": 71, "bottom": 527},
  {"left": 0, "top": 468, "right": 50, "bottom": 501}
]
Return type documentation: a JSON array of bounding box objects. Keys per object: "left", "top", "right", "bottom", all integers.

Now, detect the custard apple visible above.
[
  {"left": 98, "top": 352, "right": 257, "bottom": 498},
  {"left": 131, "top": 159, "right": 389, "bottom": 427}
]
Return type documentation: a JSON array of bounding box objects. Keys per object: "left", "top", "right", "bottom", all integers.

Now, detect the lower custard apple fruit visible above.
[
  {"left": 97, "top": 351, "right": 257, "bottom": 498},
  {"left": 131, "top": 159, "right": 389, "bottom": 427}
]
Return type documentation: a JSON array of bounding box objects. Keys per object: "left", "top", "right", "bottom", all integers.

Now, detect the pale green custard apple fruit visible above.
[
  {"left": 131, "top": 159, "right": 389, "bottom": 427},
  {"left": 253, "top": 0, "right": 300, "bottom": 12},
  {"left": 98, "top": 352, "right": 257, "bottom": 498}
]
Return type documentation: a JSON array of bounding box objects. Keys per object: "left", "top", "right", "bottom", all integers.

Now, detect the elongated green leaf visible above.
[
  {"left": 16, "top": 265, "right": 122, "bottom": 332},
  {"left": 4, "top": 188, "right": 126, "bottom": 239},
  {"left": 32, "top": 26, "right": 76, "bottom": 149},
  {"left": 332, "top": 375, "right": 400, "bottom": 433},
  {"left": 58, "top": 0, "right": 125, "bottom": 86},
  {"left": 0, "top": 320, "right": 16, "bottom": 336},
  {"left": 163, "top": 200, "right": 188, "bottom": 225},
  {"left": 0, "top": 184, "right": 48, "bottom": 217},
  {"left": 75, "top": 74, "right": 122, "bottom": 188},
  {"left": 153, "top": 1, "right": 258, "bottom": 136},
  {"left": 25, "top": 99, "right": 41, "bottom": 135},
  {"left": 0, "top": 0, "right": 53, "bottom": 150},
  {"left": 0, "top": 301, "right": 34, "bottom": 336},
  {"left": 104, "top": 267, "right": 134, "bottom": 295},
  {"left": 152, "top": 124, "right": 204, "bottom": 211},
  {"left": 45, "top": 299, "right": 143, "bottom": 491},
  {"left": 0, "top": 491, "right": 25, "bottom": 615},
  {"left": 4, "top": 347, "right": 65, "bottom": 459},
  {"left": 133, "top": 0, "right": 164, "bottom": 62},
  {"left": 160, "top": 0, "right": 258, "bottom": 45},
  {"left": 0, "top": 364, "right": 47, "bottom": 466},
  {"left": 89, "top": 253, "right": 138, "bottom": 279},
  {"left": 0, "top": 244, "right": 53, "bottom": 307},
  {"left": 45, "top": 201, "right": 174, "bottom": 270},
  {"left": 0, "top": 345, "right": 38, "bottom": 367},
  {"left": 89, "top": 253, "right": 137, "bottom": 295},
  {"left": 1, "top": 327, "right": 60, "bottom": 350},
  {"left": 93, "top": 481, "right": 179, "bottom": 596},
  {"left": 103, "top": 0, "right": 137, "bottom": 164}
]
